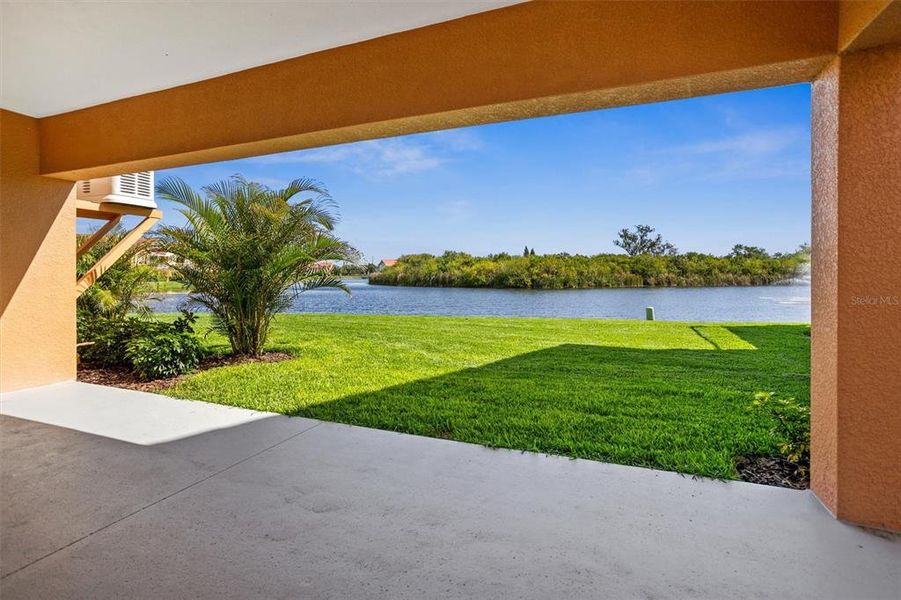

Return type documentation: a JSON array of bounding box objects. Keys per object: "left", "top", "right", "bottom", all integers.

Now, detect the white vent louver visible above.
[
  {"left": 76, "top": 172, "right": 156, "bottom": 208},
  {"left": 136, "top": 172, "right": 152, "bottom": 197}
]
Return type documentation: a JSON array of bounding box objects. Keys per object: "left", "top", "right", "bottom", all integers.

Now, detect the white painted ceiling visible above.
[{"left": 0, "top": 1, "right": 521, "bottom": 117}]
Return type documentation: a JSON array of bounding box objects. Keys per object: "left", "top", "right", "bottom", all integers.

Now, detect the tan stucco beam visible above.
[
  {"left": 44, "top": 57, "right": 833, "bottom": 184},
  {"left": 37, "top": 1, "right": 839, "bottom": 181},
  {"left": 839, "top": 0, "right": 901, "bottom": 53}
]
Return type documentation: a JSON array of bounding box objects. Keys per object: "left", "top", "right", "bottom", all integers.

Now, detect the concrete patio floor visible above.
[{"left": 1, "top": 382, "right": 899, "bottom": 599}]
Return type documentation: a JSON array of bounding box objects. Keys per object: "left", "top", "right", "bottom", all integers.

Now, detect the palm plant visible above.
[{"left": 157, "top": 175, "right": 353, "bottom": 356}]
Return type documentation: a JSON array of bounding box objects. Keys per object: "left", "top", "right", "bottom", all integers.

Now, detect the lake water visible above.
[{"left": 149, "top": 278, "right": 811, "bottom": 322}]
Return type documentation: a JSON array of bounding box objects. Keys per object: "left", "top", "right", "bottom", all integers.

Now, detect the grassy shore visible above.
[
  {"left": 144, "top": 280, "right": 190, "bottom": 293},
  {"left": 167, "top": 314, "right": 809, "bottom": 480}
]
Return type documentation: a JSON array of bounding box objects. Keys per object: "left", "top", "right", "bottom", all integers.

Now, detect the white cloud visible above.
[
  {"left": 367, "top": 139, "right": 446, "bottom": 176},
  {"left": 435, "top": 198, "right": 474, "bottom": 221},
  {"left": 425, "top": 128, "right": 485, "bottom": 152},
  {"left": 677, "top": 129, "right": 802, "bottom": 156},
  {"left": 625, "top": 127, "right": 808, "bottom": 184},
  {"left": 249, "top": 128, "right": 483, "bottom": 178},
  {"left": 252, "top": 175, "right": 291, "bottom": 189}
]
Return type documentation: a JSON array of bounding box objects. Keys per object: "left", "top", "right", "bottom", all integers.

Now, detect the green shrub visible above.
[
  {"left": 78, "top": 311, "right": 206, "bottom": 380},
  {"left": 750, "top": 391, "right": 810, "bottom": 473},
  {"left": 78, "top": 315, "right": 152, "bottom": 367},
  {"left": 126, "top": 331, "right": 205, "bottom": 380}
]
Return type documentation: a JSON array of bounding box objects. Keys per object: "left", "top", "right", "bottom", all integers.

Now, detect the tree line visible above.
[{"left": 369, "top": 226, "right": 809, "bottom": 289}]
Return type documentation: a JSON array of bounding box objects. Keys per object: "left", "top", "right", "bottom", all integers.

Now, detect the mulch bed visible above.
[
  {"left": 736, "top": 455, "right": 809, "bottom": 490},
  {"left": 77, "top": 352, "right": 292, "bottom": 393}
]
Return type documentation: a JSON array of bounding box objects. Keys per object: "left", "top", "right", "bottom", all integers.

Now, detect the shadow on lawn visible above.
[{"left": 290, "top": 324, "right": 810, "bottom": 479}]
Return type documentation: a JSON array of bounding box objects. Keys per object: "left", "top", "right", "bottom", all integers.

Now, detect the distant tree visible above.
[
  {"left": 530, "top": 248, "right": 536, "bottom": 256},
  {"left": 523, "top": 245, "right": 530, "bottom": 257},
  {"left": 730, "top": 244, "right": 770, "bottom": 259},
  {"left": 614, "top": 225, "right": 677, "bottom": 256},
  {"left": 368, "top": 249, "right": 804, "bottom": 289}
]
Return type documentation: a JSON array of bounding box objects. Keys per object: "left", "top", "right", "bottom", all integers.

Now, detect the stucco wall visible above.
[
  {"left": 834, "top": 44, "right": 901, "bottom": 530},
  {"left": 0, "top": 110, "right": 76, "bottom": 392},
  {"left": 811, "top": 45, "right": 901, "bottom": 530},
  {"left": 810, "top": 59, "right": 840, "bottom": 515}
]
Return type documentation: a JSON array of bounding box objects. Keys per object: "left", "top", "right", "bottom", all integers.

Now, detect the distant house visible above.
[
  {"left": 377, "top": 259, "right": 398, "bottom": 271},
  {"left": 132, "top": 237, "right": 188, "bottom": 274}
]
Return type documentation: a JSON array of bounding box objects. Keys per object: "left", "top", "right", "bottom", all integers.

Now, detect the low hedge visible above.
[{"left": 78, "top": 311, "right": 206, "bottom": 380}]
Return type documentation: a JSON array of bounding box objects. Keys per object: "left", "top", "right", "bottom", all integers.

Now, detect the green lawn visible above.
[
  {"left": 144, "top": 280, "right": 190, "bottom": 293},
  {"left": 167, "top": 314, "right": 810, "bottom": 479}
]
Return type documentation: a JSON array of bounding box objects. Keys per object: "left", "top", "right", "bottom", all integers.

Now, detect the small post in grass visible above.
[{"left": 645, "top": 306, "right": 655, "bottom": 321}]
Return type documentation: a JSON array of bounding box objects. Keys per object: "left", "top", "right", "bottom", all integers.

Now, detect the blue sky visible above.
[{"left": 154, "top": 83, "right": 811, "bottom": 263}]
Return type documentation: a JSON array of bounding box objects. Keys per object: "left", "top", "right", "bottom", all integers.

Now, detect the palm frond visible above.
[{"left": 156, "top": 174, "right": 356, "bottom": 355}]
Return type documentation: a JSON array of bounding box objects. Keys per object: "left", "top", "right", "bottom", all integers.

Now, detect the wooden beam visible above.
[
  {"left": 75, "top": 214, "right": 159, "bottom": 296},
  {"left": 76, "top": 215, "right": 121, "bottom": 258},
  {"left": 76, "top": 199, "right": 161, "bottom": 218}
]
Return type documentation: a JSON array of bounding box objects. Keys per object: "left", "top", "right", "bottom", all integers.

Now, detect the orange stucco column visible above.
[
  {"left": 810, "top": 45, "right": 901, "bottom": 531},
  {"left": 0, "top": 110, "right": 77, "bottom": 392}
]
